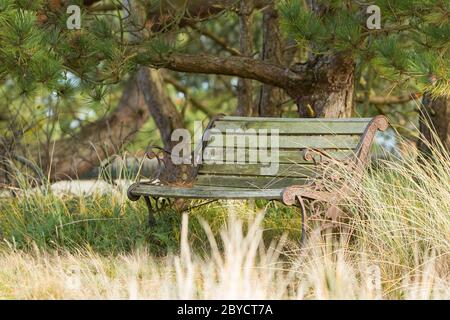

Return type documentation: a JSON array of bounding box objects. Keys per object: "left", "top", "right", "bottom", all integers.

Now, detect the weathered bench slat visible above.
[
  {"left": 198, "top": 163, "right": 320, "bottom": 177},
  {"left": 196, "top": 175, "right": 310, "bottom": 189},
  {"left": 207, "top": 134, "right": 361, "bottom": 149},
  {"left": 214, "top": 120, "right": 369, "bottom": 134},
  {"left": 221, "top": 116, "right": 373, "bottom": 122},
  {"left": 131, "top": 184, "right": 283, "bottom": 199},
  {"left": 203, "top": 148, "right": 356, "bottom": 164}
]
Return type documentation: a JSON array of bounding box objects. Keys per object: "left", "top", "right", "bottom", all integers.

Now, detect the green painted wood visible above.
[
  {"left": 196, "top": 175, "right": 310, "bottom": 189},
  {"left": 206, "top": 134, "right": 361, "bottom": 149},
  {"left": 130, "top": 184, "right": 283, "bottom": 199},
  {"left": 221, "top": 116, "right": 372, "bottom": 122},
  {"left": 214, "top": 120, "right": 370, "bottom": 134},
  {"left": 202, "top": 148, "right": 356, "bottom": 164},
  {"left": 198, "top": 163, "right": 320, "bottom": 177}
]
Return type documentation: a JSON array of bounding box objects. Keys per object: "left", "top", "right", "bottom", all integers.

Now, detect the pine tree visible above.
[
  {"left": 279, "top": 0, "right": 449, "bottom": 150},
  {"left": 0, "top": 0, "right": 449, "bottom": 181}
]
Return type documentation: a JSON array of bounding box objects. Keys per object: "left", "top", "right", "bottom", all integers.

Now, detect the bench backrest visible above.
[{"left": 195, "top": 116, "right": 389, "bottom": 189}]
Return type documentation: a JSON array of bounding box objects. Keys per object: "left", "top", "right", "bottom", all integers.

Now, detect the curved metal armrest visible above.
[
  {"left": 144, "top": 145, "right": 174, "bottom": 182},
  {"left": 146, "top": 145, "right": 172, "bottom": 160},
  {"left": 144, "top": 145, "right": 198, "bottom": 186},
  {"left": 355, "top": 115, "right": 389, "bottom": 166},
  {"left": 127, "top": 182, "right": 142, "bottom": 201}
]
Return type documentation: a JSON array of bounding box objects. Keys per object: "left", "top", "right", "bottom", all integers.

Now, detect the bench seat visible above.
[{"left": 129, "top": 183, "right": 284, "bottom": 200}]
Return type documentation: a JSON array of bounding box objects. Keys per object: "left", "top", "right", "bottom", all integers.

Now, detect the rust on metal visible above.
[
  {"left": 356, "top": 115, "right": 389, "bottom": 167},
  {"left": 282, "top": 115, "right": 389, "bottom": 228},
  {"left": 138, "top": 114, "right": 226, "bottom": 187},
  {"left": 127, "top": 182, "right": 142, "bottom": 201}
]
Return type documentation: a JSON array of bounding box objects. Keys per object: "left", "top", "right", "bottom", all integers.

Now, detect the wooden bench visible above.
[{"left": 127, "top": 115, "right": 389, "bottom": 239}]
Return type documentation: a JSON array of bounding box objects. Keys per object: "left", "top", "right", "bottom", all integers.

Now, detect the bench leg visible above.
[
  {"left": 144, "top": 196, "right": 156, "bottom": 227},
  {"left": 294, "top": 196, "right": 307, "bottom": 245},
  {"left": 293, "top": 197, "right": 344, "bottom": 246}
]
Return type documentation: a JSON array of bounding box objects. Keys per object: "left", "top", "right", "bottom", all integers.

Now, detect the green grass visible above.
[{"left": 0, "top": 192, "right": 303, "bottom": 255}]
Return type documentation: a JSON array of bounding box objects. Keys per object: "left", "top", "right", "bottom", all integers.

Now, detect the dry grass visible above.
[
  {"left": 0, "top": 210, "right": 447, "bottom": 299},
  {"left": 0, "top": 136, "right": 448, "bottom": 300}
]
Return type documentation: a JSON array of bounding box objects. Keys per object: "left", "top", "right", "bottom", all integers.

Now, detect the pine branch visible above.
[{"left": 146, "top": 0, "right": 271, "bottom": 32}]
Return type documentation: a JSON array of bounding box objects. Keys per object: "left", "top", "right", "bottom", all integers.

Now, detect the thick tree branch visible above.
[
  {"left": 356, "top": 93, "right": 421, "bottom": 105},
  {"left": 156, "top": 54, "right": 306, "bottom": 93},
  {"left": 153, "top": 52, "right": 357, "bottom": 109}
]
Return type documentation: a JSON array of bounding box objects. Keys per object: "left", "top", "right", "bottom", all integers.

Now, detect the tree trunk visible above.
[
  {"left": 292, "top": 54, "right": 355, "bottom": 118},
  {"left": 236, "top": 0, "right": 255, "bottom": 116},
  {"left": 418, "top": 93, "right": 450, "bottom": 156},
  {"left": 293, "top": 0, "right": 354, "bottom": 118},
  {"left": 137, "top": 68, "right": 184, "bottom": 150},
  {"left": 258, "top": 2, "right": 284, "bottom": 117}
]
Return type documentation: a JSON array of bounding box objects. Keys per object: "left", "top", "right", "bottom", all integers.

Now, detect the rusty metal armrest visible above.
[
  {"left": 127, "top": 145, "right": 175, "bottom": 200},
  {"left": 128, "top": 115, "right": 226, "bottom": 224},
  {"left": 127, "top": 182, "right": 142, "bottom": 201},
  {"left": 282, "top": 116, "right": 389, "bottom": 202},
  {"left": 145, "top": 145, "right": 173, "bottom": 181},
  {"left": 355, "top": 115, "right": 389, "bottom": 168},
  {"left": 281, "top": 115, "right": 390, "bottom": 224},
  {"left": 146, "top": 114, "right": 226, "bottom": 183}
]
